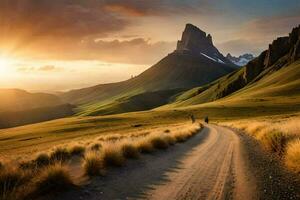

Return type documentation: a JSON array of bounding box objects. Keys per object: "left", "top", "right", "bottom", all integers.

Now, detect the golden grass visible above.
[
  {"left": 150, "top": 136, "right": 169, "bottom": 149},
  {"left": 90, "top": 143, "right": 102, "bottom": 151},
  {"left": 34, "top": 164, "right": 75, "bottom": 194},
  {"left": 285, "top": 139, "right": 300, "bottom": 173},
  {"left": 222, "top": 117, "right": 300, "bottom": 172},
  {"left": 136, "top": 140, "right": 155, "bottom": 153},
  {"left": 83, "top": 152, "right": 105, "bottom": 176},
  {"left": 121, "top": 143, "right": 140, "bottom": 159},
  {"left": 102, "top": 143, "right": 126, "bottom": 167},
  {"left": 0, "top": 167, "right": 30, "bottom": 200},
  {"left": 69, "top": 145, "right": 86, "bottom": 156},
  {"left": 50, "top": 148, "right": 71, "bottom": 162},
  {"left": 0, "top": 122, "right": 202, "bottom": 198},
  {"left": 35, "top": 153, "right": 51, "bottom": 167}
]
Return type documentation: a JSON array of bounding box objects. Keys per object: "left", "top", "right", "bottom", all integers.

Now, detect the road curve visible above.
[
  {"left": 145, "top": 124, "right": 257, "bottom": 200},
  {"left": 57, "top": 124, "right": 257, "bottom": 200}
]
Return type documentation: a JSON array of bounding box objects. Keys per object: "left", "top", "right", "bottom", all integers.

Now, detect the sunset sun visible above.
[{"left": 0, "top": 57, "right": 11, "bottom": 73}]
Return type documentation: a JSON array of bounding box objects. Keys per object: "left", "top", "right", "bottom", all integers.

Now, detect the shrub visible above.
[
  {"left": 83, "top": 152, "right": 104, "bottom": 176},
  {"left": 174, "top": 134, "right": 188, "bottom": 143},
  {"left": 50, "top": 148, "right": 71, "bottom": 162},
  {"left": 35, "top": 164, "right": 74, "bottom": 194},
  {"left": 90, "top": 143, "right": 102, "bottom": 151},
  {"left": 121, "top": 143, "right": 140, "bottom": 159},
  {"left": 19, "top": 161, "right": 34, "bottom": 170},
  {"left": 70, "top": 146, "right": 85, "bottom": 156},
  {"left": 261, "top": 131, "right": 287, "bottom": 155},
  {"left": 35, "top": 153, "right": 51, "bottom": 167},
  {"left": 285, "top": 139, "right": 300, "bottom": 172},
  {"left": 102, "top": 145, "right": 126, "bottom": 167},
  {"left": 150, "top": 137, "right": 169, "bottom": 149},
  {"left": 164, "top": 135, "right": 176, "bottom": 145},
  {"left": 0, "top": 168, "right": 28, "bottom": 199},
  {"left": 136, "top": 140, "right": 154, "bottom": 154}
]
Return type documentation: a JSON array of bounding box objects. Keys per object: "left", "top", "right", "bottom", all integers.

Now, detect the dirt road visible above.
[
  {"left": 144, "top": 124, "right": 256, "bottom": 200},
  {"left": 58, "top": 124, "right": 258, "bottom": 200}
]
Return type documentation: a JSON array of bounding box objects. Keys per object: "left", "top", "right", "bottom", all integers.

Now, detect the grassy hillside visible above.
[
  {"left": 169, "top": 60, "right": 300, "bottom": 108},
  {"left": 1, "top": 99, "right": 300, "bottom": 162},
  {"left": 78, "top": 89, "right": 185, "bottom": 116},
  {"left": 168, "top": 25, "right": 300, "bottom": 109},
  {"left": 0, "top": 104, "right": 74, "bottom": 128},
  {"left": 0, "top": 89, "right": 63, "bottom": 112},
  {"left": 61, "top": 52, "right": 235, "bottom": 115}
]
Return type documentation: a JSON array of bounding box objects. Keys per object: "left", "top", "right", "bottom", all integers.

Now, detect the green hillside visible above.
[
  {"left": 0, "top": 89, "right": 74, "bottom": 128},
  {"left": 62, "top": 52, "right": 235, "bottom": 116},
  {"left": 167, "top": 25, "right": 300, "bottom": 109},
  {"left": 0, "top": 89, "right": 63, "bottom": 112}
]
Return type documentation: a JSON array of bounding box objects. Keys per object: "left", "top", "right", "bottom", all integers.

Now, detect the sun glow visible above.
[{"left": 0, "top": 56, "right": 13, "bottom": 74}]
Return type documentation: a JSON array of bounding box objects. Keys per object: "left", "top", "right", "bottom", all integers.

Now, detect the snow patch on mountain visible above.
[{"left": 226, "top": 53, "right": 255, "bottom": 66}]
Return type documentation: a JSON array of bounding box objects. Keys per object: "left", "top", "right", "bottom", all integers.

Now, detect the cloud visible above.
[
  {"left": 216, "top": 39, "right": 266, "bottom": 56},
  {"left": 17, "top": 65, "right": 61, "bottom": 73},
  {"left": 0, "top": 0, "right": 214, "bottom": 63},
  {"left": 0, "top": 0, "right": 130, "bottom": 54},
  {"left": 54, "top": 38, "right": 176, "bottom": 65},
  {"left": 217, "top": 13, "right": 300, "bottom": 56},
  {"left": 103, "top": 0, "right": 214, "bottom": 17},
  {"left": 238, "top": 14, "right": 300, "bottom": 41},
  {"left": 38, "top": 65, "right": 59, "bottom": 72}
]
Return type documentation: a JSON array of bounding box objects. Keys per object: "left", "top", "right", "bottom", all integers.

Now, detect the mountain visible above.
[
  {"left": 61, "top": 24, "right": 236, "bottom": 115},
  {"left": 169, "top": 25, "right": 300, "bottom": 107},
  {"left": 0, "top": 89, "right": 74, "bottom": 128},
  {"left": 0, "top": 89, "right": 63, "bottom": 112},
  {"left": 176, "top": 24, "right": 234, "bottom": 66},
  {"left": 226, "top": 53, "right": 255, "bottom": 66},
  {"left": 0, "top": 104, "right": 74, "bottom": 129}
]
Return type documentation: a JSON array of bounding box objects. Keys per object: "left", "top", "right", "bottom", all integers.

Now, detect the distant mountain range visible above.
[
  {"left": 226, "top": 53, "right": 255, "bottom": 66},
  {"left": 0, "top": 89, "right": 62, "bottom": 112},
  {"left": 0, "top": 89, "right": 73, "bottom": 128}
]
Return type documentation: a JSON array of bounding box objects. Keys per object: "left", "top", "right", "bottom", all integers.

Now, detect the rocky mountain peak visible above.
[
  {"left": 176, "top": 24, "right": 214, "bottom": 54},
  {"left": 175, "top": 23, "right": 233, "bottom": 66}
]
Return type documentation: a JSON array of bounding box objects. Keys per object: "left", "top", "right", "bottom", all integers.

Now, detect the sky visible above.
[{"left": 0, "top": 0, "right": 299, "bottom": 92}]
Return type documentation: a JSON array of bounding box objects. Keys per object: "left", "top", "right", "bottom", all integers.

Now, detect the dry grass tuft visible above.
[
  {"left": 121, "top": 143, "right": 140, "bottom": 159},
  {"left": 34, "top": 164, "right": 74, "bottom": 194},
  {"left": 285, "top": 139, "right": 300, "bottom": 173},
  {"left": 174, "top": 133, "right": 188, "bottom": 143},
  {"left": 69, "top": 146, "right": 85, "bottom": 156},
  {"left": 136, "top": 140, "right": 154, "bottom": 154},
  {"left": 222, "top": 117, "right": 300, "bottom": 172},
  {"left": 50, "top": 148, "right": 71, "bottom": 162},
  {"left": 83, "top": 152, "right": 104, "bottom": 176},
  {"left": 90, "top": 143, "right": 102, "bottom": 151},
  {"left": 150, "top": 136, "right": 169, "bottom": 150},
  {"left": 260, "top": 131, "right": 287, "bottom": 155},
  {"left": 102, "top": 144, "right": 126, "bottom": 167},
  {"left": 0, "top": 167, "right": 28, "bottom": 200},
  {"left": 35, "top": 153, "right": 51, "bottom": 167},
  {"left": 163, "top": 135, "right": 176, "bottom": 145}
]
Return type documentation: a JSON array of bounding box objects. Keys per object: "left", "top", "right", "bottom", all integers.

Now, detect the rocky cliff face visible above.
[
  {"left": 245, "top": 25, "right": 300, "bottom": 82},
  {"left": 175, "top": 24, "right": 233, "bottom": 66}
]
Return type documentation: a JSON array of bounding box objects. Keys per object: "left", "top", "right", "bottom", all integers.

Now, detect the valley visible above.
[{"left": 0, "top": 22, "right": 300, "bottom": 200}]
